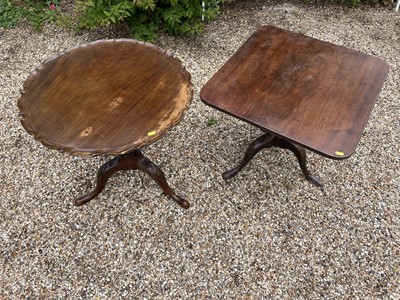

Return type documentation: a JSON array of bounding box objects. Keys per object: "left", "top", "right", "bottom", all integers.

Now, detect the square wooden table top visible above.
[{"left": 200, "top": 26, "right": 389, "bottom": 159}]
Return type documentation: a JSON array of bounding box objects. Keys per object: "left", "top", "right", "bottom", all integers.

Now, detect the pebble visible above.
[{"left": 0, "top": 1, "right": 399, "bottom": 299}]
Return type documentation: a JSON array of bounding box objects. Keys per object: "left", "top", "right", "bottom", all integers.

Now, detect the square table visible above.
[{"left": 200, "top": 26, "right": 389, "bottom": 186}]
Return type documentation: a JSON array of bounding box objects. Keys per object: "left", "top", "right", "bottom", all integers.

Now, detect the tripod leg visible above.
[
  {"left": 132, "top": 151, "right": 190, "bottom": 209},
  {"left": 74, "top": 150, "right": 190, "bottom": 209},
  {"left": 223, "top": 132, "right": 275, "bottom": 180},
  {"left": 74, "top": 156, "right": 125, "bottom": 206},
  {"left": 275, "top": 139, "right": 323, "bottom": 187}
]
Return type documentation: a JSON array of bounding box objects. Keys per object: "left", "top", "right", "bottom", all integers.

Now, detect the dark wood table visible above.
[
  {"left": 18, "top": 39, "right": 193, "bottom": 208},
  {"left": 200, "top": 26, "right": 389, "bottom": 186}
]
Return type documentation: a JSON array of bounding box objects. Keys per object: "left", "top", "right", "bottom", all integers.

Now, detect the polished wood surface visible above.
[
  {"left": 18, "top": 39, "right": 193, "bottom": 208},
  {"left": 18, "top": 39, "right": 192, "bottom": 156},
  {"left": 200, "top": 26, "right": 389, "bottom": 159}
]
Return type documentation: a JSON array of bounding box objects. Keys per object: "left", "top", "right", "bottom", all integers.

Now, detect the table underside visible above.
[{"left": 74, "top": 150, "right": 190, "bottom": 209}]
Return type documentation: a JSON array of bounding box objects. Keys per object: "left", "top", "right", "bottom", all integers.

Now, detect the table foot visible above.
[
  {"left": 274, "top": 138, "right": 323, "bottom": 187},
  {"left": 222, "top": 133, "right": 275, "bottom": 180},
  {"left": 223, "top": 132, "right": 323, "bottom": 187},
  {"left": 74, "top": 150, "right": 189, "bottom": 209}
]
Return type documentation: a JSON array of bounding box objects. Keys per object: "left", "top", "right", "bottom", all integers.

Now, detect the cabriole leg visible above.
[
  {"left": 275, "top": 139, "right": 323, "bottom": 187},
  {"left": 223, "top": 132, "right": 323, "bottom": 187},
  {"left": 74, "top": 150, "right": 189, "bottom": 208},
  {"left": 223, "top": 132, "right": 274, "bottom": 180}
]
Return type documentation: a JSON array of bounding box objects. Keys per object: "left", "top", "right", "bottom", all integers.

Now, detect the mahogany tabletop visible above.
[
  {"left": 18, "top": 39, "right": 193, "bottom": 156},
  {"left": 200, "top": 26, "right": 389, "bottom": 159}
]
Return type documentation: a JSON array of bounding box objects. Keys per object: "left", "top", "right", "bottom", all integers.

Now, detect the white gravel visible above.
[{"left": 1, "top": 0, "right": 399, "bottom": 299}]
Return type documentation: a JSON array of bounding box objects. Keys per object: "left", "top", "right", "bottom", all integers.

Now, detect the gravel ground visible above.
[{"left": 1, "top": 0, "right": 399, "bottom": 299}]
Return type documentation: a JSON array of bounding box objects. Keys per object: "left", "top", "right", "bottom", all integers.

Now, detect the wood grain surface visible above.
[
  {"left": 18, "top": 39, "right": 193, "bottom": 156},
  {"left": 200, "top": 26, "right": 389, "bottom": 159}
]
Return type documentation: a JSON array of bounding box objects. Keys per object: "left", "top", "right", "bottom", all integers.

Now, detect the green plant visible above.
[
  {"left": 76, "top": 0, "right": 227, "bottom": 41},
  {"left": 0, "top": 0, "right": 63, "bottom": 30},
  {"left": 23, "top": 1, "right": 51, "bottom": 29},
  {"left": 348, "top": 0, "right": 361, "bottom": 5},
  {"left": 298, "top": 28, "right": 307, "bottom": 35},
  {"left": 0, "top": 0, "right": 22, "bottom": 28},
  {"left": 207, "top": 116, "right": 218, "bottom": 126}
]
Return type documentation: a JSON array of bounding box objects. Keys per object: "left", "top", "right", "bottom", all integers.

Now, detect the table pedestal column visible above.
[
  {"left": 223, "top": 132, "right": 323, "bottom": 187},
  {"left": 74, "top": 150, "right": 189, "bottom": 209}
]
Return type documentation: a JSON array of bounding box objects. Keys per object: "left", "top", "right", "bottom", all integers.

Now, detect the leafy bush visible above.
[
  {"left": 0, "top": 0, "right": 227, "bottom": 41},
  {"left": 0, "top": 0, "right": 61, "bottom": 29},
  {"left": 76, "top": 0, "right": 227, "bottom": 41},
  {"left": 0, "top": 0, "right": 22, "bottom": 28},
  {"left": 0, "top": 0, "right": 387, "bottom": 40}
]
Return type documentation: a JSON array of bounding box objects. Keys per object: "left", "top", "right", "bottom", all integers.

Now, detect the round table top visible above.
[{"left": 18, "top": 39, "right": 192, "bottom": 156}]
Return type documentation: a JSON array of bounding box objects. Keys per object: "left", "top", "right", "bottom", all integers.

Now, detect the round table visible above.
[{"left": 18, "top": 39, "right": 193, "bottom": 209}]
